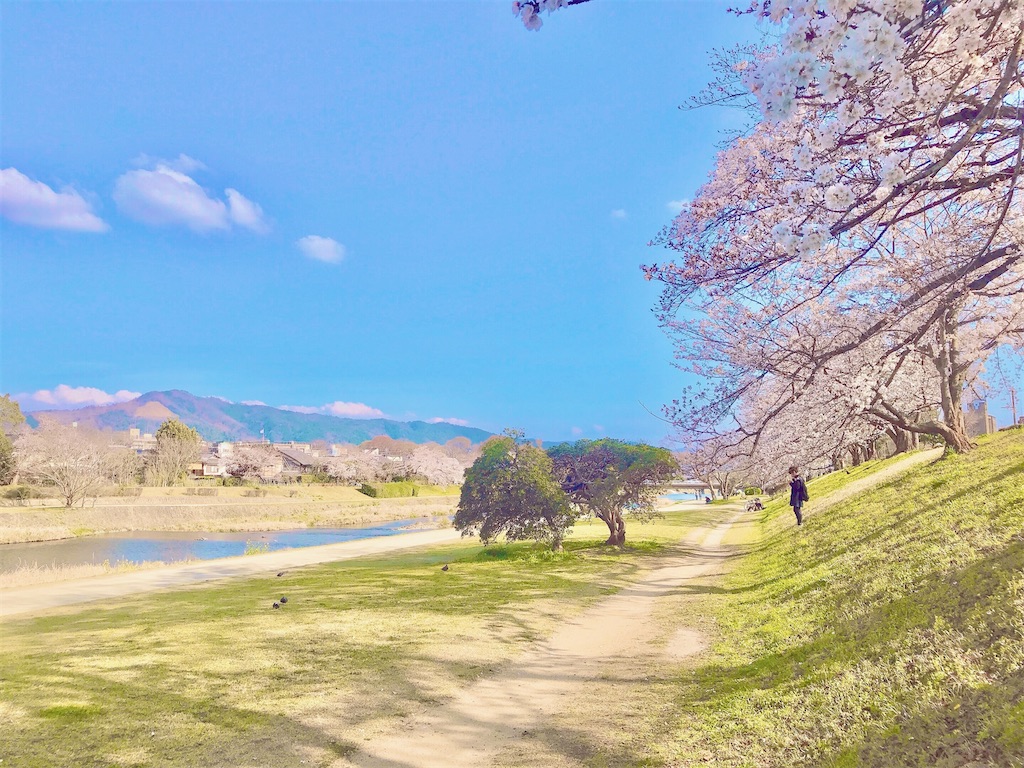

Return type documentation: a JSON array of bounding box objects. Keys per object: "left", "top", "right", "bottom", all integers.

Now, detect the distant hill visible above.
[{"left": 28, "top": 390, "right": 494, "bottom": 444}]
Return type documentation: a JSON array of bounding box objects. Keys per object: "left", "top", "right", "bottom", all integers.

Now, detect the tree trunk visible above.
[
  {"left": 888, "top": 426, "right": 913, "bottom": 455},
  {"left": 599, "top": 511, "right": 626, "bottom": 546},
  {"left": 850, "top": 444, "right": 863, "bottom": 466},
  {"left": 932, "top": 302, "right": 974, "bottom": 453},
  {"left": 614, "top": 514, "right": 626, "bottom": 546}
]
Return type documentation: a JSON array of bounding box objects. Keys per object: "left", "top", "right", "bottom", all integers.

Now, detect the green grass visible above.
[
  {"left": 0, "top": 506, "right": 723, "bottom": 768},
  {"left": 653, "top": 431, "right": 1024, "bottom": 767},
  {"left": 13, "top": 439, "right": 1017, "bottom": 768}
]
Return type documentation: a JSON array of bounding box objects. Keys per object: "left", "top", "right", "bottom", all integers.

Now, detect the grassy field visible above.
[
  {"left": 0, "top": 506, "right": 732, "bottom": 768},
  {"left": 650, "top": 430, "right": 1024, "bottom": 767},
  {"left": 3, "top": 437, "right": 1020, "bottom": 768}
]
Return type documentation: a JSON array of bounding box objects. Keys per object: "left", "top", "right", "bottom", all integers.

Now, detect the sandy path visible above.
[
  {"left": 340, "top": 509, "right": 746, "bottom": 768},
  {"left": 0, "top": 528, "right": 461, "bottom": 619}
]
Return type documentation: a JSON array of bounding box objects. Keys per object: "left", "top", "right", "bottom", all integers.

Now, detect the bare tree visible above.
[
  {"left": 443, "top": 436, "right": 478, "bottom": 465},
  {"left": 16, "top": 420, "right": 107, "bottom": 507},
  {"left": 104, "top": 448, "right": 143, "bottom": 486},
  {"left": 359, "top": 435, "right": 417, "bottom": 459}
]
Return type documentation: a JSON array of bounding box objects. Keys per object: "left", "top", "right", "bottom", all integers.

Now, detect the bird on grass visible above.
[
  {"left": 280, "top": 596, "right": 288, "bottom": 604},
  {"left": 277, "top": 571, "right": 286, "bottom": 577},
  {"left": 441, "top": 564, "right": 449, "bottom": 572},
  {"left": 272, "top": 602, "right": 280, "bottom": 609}
]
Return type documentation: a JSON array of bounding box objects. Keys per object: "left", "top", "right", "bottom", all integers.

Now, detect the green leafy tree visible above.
[
  {"left": 548, "top": 439, "right": 679, "bottom": 546},
  {"left": 148, "top": 419, "right": 202, "bottom": 485},
  {"left": 0, "top": 395, "right": 27, "bottom": 484},
  {"left": 454, "top": 430, "right": 576, "bottom": 551}
]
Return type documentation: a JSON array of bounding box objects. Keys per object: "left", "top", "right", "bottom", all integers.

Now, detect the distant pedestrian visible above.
[{"left": 788, "top": 466, "right": 809, "bottom": 526}]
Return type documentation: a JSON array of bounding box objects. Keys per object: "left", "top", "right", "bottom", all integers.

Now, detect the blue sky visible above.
[
  {"left": 8, "top": 1, "right": 1016, "bottom": 440},
  {"left": 2, "top": 1, "right": 766, "bottom": 442}
]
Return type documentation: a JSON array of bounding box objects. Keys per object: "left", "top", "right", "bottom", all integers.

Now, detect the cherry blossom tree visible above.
[
  {"left": 409, "top": 443, "right": 465, "bottom": 486},
  {"left": 228, "top": 444, "right": 282, "bottom": 481},
  {"left": 518, "top": 0, "right": 1023, "bottom": 455},
  {"left": 512, "top": 0, "right": 588, "bottom": 31}
]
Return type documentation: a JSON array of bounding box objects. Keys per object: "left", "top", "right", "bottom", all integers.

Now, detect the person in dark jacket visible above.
[{"left": 788, "top": 466, "right": 809, "bottom": 526}]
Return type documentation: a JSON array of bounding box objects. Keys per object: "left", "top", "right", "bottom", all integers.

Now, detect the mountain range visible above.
[{"left": 26, "top": 390, "right": 494, "bottom": 445}]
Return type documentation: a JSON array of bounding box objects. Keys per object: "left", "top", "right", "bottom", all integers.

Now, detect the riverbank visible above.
[
  {"left": 0, "top": 508, "right": 736, "bottom": 768},
  {"left": 0, "top": 527, "right": 465, "bottom": 617},
  {"left": 0, "top": 493, "right": 458, "bottom": 544}
]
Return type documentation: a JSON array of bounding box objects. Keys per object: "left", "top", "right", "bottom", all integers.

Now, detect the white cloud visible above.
[
  {"left": 0, "top": 168, "right": 108, "bottom": 232},
  {"left": 278, "top": 401, "right": 385, "bottom": 419},
  {"left": 226, "top": 188, "right": 270, "bottom": 233},
  {"left": 593, "top": 424, "right": 605, "bottom": 433},
  {"left": 571, "top": 426, "right": 584, "bottom": 436},
  {"left": 427, "top": 417, "right": 470, "bottom": 426},
  {"left": 297, "top": 235, "right": 345, "bottom": 264},
  {"left": 113, "top": 158, "right": 268, "bottom": 233},
  {"left": 278, "top": 404, "right": 322, "bottom": 415},
  {"left": 666, "top": 199, "right": 689, "bottom": 214},
  {"left": 14, "top": 385, "right": 141, "bottom": 412},
  {"left": 132, "top": 153, "right": 207, "bottom": 173},
  {"left": 324, "top": 401, "right": 385, "bottom": 418},
  {"left": 241, "top": 400, "right": 267, "bottom": 406},
  {"left": 610, "top": 209, "right": 628, "bottom": 220}
]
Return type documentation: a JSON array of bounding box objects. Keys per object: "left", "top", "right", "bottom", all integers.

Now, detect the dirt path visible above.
[
  {"left": 338, "top": 509, "right": 747, "bottom": 768},
  {"left": 0, "top": 528, "right": 461, "bottom": 619}
]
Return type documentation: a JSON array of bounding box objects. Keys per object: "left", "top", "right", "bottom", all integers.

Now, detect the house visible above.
[
  {"left": 276, "top": 447, "right": 326, "bottom": 476},
  {"left": 190, "top": 454, "right": 229, "bottom": 478}
]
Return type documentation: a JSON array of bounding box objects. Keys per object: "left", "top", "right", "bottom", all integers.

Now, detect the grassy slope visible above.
[
  {"left": 0, "top": 508, "right": 732, "bottom": 768},
  {"left": 658, "top": 430, "right": 1024, "bottom": 767}
]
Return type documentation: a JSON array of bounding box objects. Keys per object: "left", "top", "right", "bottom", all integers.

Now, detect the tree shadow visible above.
[{"left": 658, "top": 537, "right": 1024, "bottom": 767}]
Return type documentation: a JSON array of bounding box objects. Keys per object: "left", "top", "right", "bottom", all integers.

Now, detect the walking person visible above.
[{"left": 788, "top": 466, "right": 809, "bottom": 526}]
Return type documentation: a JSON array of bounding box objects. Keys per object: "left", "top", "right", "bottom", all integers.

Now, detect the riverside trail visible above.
[
  {"left": 338, "top": 450, "right": 939, "bottom": 768},
  {"left": 339, "top": 508, "right": 747, "bottom": 768}
]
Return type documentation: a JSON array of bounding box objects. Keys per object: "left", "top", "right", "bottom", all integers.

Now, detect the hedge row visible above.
[{"left": 358, "top": 481, "right": 421, "bottom": 498}]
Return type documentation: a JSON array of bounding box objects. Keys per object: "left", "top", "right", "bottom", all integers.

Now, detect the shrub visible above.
[
  {"left": 744, "top": 487, "right": 764, "bottom": 495},
  {"left": 3, "top": 485, "right": 43, "bottom": 501},
  {"left": 243, "top": 488, "right": 267, "bottom": 497},
  {"left": 358, "top": 481, "right": 419, "bottom": 498}
]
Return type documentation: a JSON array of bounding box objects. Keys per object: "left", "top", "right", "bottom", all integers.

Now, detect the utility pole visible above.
[{"left": 1011, "top": 387, "right": 1018, "bottom": 427}]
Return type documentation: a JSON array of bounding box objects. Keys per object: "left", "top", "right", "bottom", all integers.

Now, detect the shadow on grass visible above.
[
  {"left": 663, "top": 538, "right": 1024, "bottom": 768},
  {"left": 4, "top": 665, "right": 361, "bottom": 768},
  {"left": 6, "top": 526, "right": 696, "bottom": 767}
]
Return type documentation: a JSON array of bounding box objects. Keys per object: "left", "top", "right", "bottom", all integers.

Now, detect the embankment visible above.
[
  {"left": 0, "top": 494, "right": 458, "bottom": 544},
  {"left": 656, "top": 429, "right": 1024, "bottom": 767}
]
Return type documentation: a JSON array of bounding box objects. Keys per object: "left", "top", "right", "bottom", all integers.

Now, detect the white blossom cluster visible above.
[{"left": 512, "top": 0, "right": 570, "bottom": 31}]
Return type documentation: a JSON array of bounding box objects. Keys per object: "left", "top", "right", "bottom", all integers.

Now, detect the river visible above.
[{"left": 0, "top": 519, "right": 427, "bottom": 573}]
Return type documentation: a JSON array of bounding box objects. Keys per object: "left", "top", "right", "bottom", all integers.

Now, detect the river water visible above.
[{"left": 0, "top": 519, "right": 425, "bottom": 573}]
